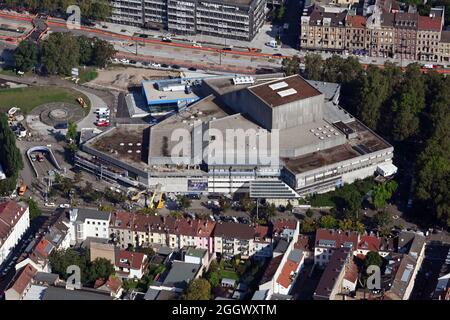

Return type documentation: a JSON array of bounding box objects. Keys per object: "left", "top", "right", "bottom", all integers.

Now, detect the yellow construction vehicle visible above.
[
  {"left": 156, "top": 192, "right": 164, "bottom": 209},
  {"left": 148, "top": 190, "right": 158, "bottom": 209},
  {"left": 131, "top": 190, "right": 147, "bottom": 202}
]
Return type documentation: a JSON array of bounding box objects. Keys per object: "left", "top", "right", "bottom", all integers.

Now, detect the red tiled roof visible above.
[
  {"left": 110, "top": 212, "right": 215, "bottom": 238},
  {"left": 0, "top": 201, "right": 27, "bottom": 242},
  {"left": 418, "top": 15, "right": 442, "bottom": 31},
  {"left": 277, "top": 258, "right": 300, "bottom": 289},
  {"left": 347, "top": 15, "right": 366, "bottom": 28},
  {"left": 10, "top": 264, "right": 37, "bottom": 296},
  {"left": 358, "top": 235, "right": 381, "bottom": 252},
  {"left": 95, "top": 275, "right": 122, "bottom": 294},
  {"left": 295, "top": 234, "right": 313, "bottom": 252},
  {"left": 315, "top": 229, "right": 359, "bottom": 249},
  {"left": 115, "top": 250, "right": 146, "bottom": 270},
  {"left": 34, "top": 238, "right": 54, "bottom": 259},
  {"left": 255, "top": 225, "right": 269, "bottom": 240},
  {"left": 272, "top": 219, "right": 297, "bottom": 235},
  {"left": 344, "top": 259, "right": 359, "bottom": 283}
]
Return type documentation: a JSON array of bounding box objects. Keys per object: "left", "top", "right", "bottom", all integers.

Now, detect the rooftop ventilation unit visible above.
[
  {"left": 269, "top": 81, "right": 289, "bottom": 90},
  {"left": 233, "top": 76, "right": 255, "bottom": 85},
  {"left": 277, "top": 88, "right": 297, "bottom": 97}
]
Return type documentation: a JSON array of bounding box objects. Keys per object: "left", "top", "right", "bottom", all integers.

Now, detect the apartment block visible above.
[
  {"left": 300, "top": 3, "right": 448, "bottom": 63},
  {"left": 109, "top": 0, "right": 266, "bottom": 41}
]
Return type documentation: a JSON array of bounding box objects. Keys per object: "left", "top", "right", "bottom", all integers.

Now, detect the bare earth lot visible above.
[{"left": 90, "top": 66, "right": 180, "bottom": 91}]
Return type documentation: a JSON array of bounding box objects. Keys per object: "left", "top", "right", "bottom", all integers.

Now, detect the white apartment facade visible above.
[
  {"left": 0, "top": 201, "right": 30, "bottom": 265},
  {"left": 68, "top": 208, "right": 111, "bottom": 245}
]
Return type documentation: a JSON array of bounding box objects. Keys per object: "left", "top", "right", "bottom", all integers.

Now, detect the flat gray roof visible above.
[
  {"left": 162, "top": 261, "right": 200, "bottom": 290},
  {"left": 42, "top": 286, "right": 114, "bottom": 300},
  {"left": 74, "top": 208, "right": 111, "bottom": 222}
]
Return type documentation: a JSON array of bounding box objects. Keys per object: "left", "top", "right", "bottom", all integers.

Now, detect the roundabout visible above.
[{"left": 31, "top": 102, "right": 86, "bottom": 127}]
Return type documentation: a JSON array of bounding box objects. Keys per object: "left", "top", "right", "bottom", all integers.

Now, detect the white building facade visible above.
[{"left": 0, "top": 201, "right": 30, "bottom": 265}]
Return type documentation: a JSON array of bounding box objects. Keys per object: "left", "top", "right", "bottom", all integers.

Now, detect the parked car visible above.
[
  {"left": 151, "top": 63, "right": 161, "bottom": 68},
  {"left": 30, "top": 154, "right": 37, "bottom": 162},
  {"left": 161, "top": 64, "right": 169, "bottom": 68},
  {"left": 95, "top": 121, "right": 110, "bottom": 127},
  {"left": 188, "top": 67, "right": 197, "bottom": 71},
  {"left": 59, "top": 203, "right": 70, "bottom": 208},
  {"left": 162, "top": 37, "right": 172, "bottom": 43},
  {"left": 172, "top": 65, "right": 181, "bottom": 69},
  {"left": 44, "top": 202, "right": 56, "bottom": 207}
]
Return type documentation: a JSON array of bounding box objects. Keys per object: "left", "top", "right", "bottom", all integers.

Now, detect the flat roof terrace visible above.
[
  {"left": 142, "top": 80, "right": 199, "bottom": 106},
  {"left": 282, "top": 120, "right": 392, "bottom": 174},
  {"left": 248, "top": 75, "right": 322, "bottom": 108},
  {"left": 149, "top": 95, "right": 229, "bottom": 159},
  {"left": 88, "top": 125, "right": 150, "bottom": 169}
]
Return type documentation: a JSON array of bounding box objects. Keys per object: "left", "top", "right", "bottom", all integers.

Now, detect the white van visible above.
[
  {"left": 95, "top": 108, "right": 109, "bottom": 114},
  {"left": 266, "top": 40, "right": 278, "bottom": 48}
]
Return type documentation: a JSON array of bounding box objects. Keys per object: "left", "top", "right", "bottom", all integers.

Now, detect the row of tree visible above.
[
  {"left": 49, "top": 248, "right": 115, "bottom": 285},
  {"left": 284, "top": 54, "right": 449, "bottom": 227},
  {"left": 14, "top": 33, "right": 116, "bottom": 74},
  {"left": 2, "top": 0, "right": 111, "bottom": 21},
  {"left": 0, "top": 113, "right": 24, "bottom": 196}
]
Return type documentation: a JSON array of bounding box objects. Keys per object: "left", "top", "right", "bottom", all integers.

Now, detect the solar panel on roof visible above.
[
  {"left": 269, "top": 81, "right": 289, "bottom": 90},
  {"left": 318, "top": 239, "right": 336, "bottom": 247},
  {"left": 343, "top": 241, "right": 354, "bottom": 248},
  {"left": 277, "top": 88, "right": 297, "bottom": 97}
]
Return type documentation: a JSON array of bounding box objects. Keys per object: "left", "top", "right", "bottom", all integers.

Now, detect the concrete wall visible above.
[{"left": 272, "top": 94, "right": 324, "bottom": 130}]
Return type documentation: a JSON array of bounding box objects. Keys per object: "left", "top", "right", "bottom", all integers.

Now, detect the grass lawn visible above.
[
  {"left": 0, "top": 86, "right": 90, "bottom": 114},
  {"left": 219, "top": 269, "right": 239, "bottom": 280},
  {"left": 79, "top": 68, "right": 99, "bottom": 84}
]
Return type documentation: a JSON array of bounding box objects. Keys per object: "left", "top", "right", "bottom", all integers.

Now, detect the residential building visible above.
[
  {"left": 184, "top": 247, "right": 209, "bottom": 268},
  {"left": 313, "top": 248, "right": 355, "bottom": 300},
  {"left": 300, "top": 3, "right": 448, "bottom": 63},
  {"left": 433, "top": 272, "right": 450, "bottom": 300},
  {"left": 68, "top": 208, "right": 111, "bottom": 245},
  {"left": 109, "top": 0, "right": 266, "bottom": 41},
  {"left": 383, "top": 253, "right": 421, "bottom": 300},
  {"left": 416, "top": 9, "right": 444, "bottom": 61},
  {"left": 300, "top": 5, "right": 348, "bottom": 52},
  {"left": 0, "top": 201, "right": 30, "bottom": 265},
  {"left": 213, "top": 222, "right": 272, "bottom": 259},
  {"left": 109, "top": 212, "right": 216, "bottom": 254},
  {"left": 355, "top": 233, "right": 395, "bottom": 258},
  {"left": 115, "top": 250, "right": 148, "bottom": 279},
  {"left": 5, "top": 263, "right": 37, "bottom": 300},
  {"left": 94, "top": 275, "right": 123, "bottom": 298},
  {"left": 438, "top": 31, "right": 450, "bottom": 63},
  {"left": 314, "top": 229, "right": 359, "bottom": 267}
]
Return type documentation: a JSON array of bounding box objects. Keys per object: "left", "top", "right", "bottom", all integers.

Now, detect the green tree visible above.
[
  {"left": 92, "top": 38, "right": 116, "bottom": 68},
  {"left": 285, "top": 201, "right": 293, "bottom": 212},
  {"left": 41, "top": 33, "right": 80, "bottom": 75},
  {"left": 304, "top": 54, "right": 323, "bottom": 80},
  {"left": 390, "top": 64, "right": 425, "bottom": 141},
  {"left": 26, "top": 197, "right": 42, "bottom": 220},
  {"left": 365, "top": 251, "right": 383, "bottom": 269},
  {"left": 14, "top": 40, "right": 38, "bottom": 72},
  {"left": 372, "top": 181, "right": 398, "bottom": 209},
  {"left": 0, "top": 113, "right": 24, "bottom": 195},
  {"left": 49, "top": 249, "right": 88, "bottom": 283},
  {"left": 374, "top": 209, "right": 391, "bottom": 228},
  {"left": 77, "top": 35, "right": 94, "bottom": 66},
  {"left": 73, "top": 171, "right": 83, "bottom": 184},
  {"left": 207, "top": 271, "right": 220, "bottom": 288},
  {"left": 177, "top": 195, "right": 191, "bottom": 210},
  {"left": 87, "top": 258, "right": 115, "bottom": 284},
  {"left": 319, "top": 215, "right": 338, "bottom": 229},
  {"left": 184, "top": 279, "right": 211, "bottom": 300},
  {"left": 358, "top": 65, "right": 390, "bottom": 130},
  {"left": 282, "top": 55, "right": 300, "bottom": 76}
]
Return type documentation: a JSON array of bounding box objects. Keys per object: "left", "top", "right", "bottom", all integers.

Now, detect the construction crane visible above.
[
  {"left": 148, "top": 190, "right": 158, "bottom": 209},
  {"left": 131, "top": 190, "right": 147, "bottom": 202},
  {"left": 156, "top": 192, "right": 165, "bottom": 209}
]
